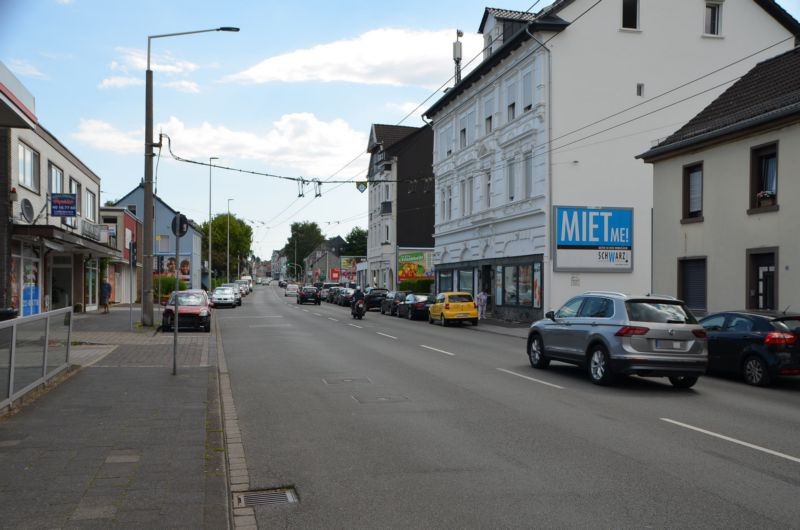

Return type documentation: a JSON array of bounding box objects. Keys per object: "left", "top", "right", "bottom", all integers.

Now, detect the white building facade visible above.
[{"left": 425, "top": 0, "right": 798, "bottom": 321}]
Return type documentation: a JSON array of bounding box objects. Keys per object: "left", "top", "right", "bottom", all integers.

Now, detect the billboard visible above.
[
  {"left": 51, "top": 193, "right": 77, "bottom": 217},
  {"left": 553, "top": 206, "right": 633, "bottom": 272},
  {"left": 397, "top": 248, "right": 434, "bottom": 283},
  {"left": 340, "top": 256, "right": 365, "bottom": 282}
]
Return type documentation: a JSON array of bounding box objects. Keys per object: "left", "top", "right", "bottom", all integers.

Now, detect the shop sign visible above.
[
  {"left": 553, "top": 206, "right": 633, "bottom": 272},
  {"left": 51, "top": 193, "right": 77, "bottom": 217},
  {"left": 397, "top": 248, "right": 434, "bottom": 282}
]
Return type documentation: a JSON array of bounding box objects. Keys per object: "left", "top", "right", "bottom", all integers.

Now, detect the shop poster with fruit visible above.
[{"left": 397, "top": 249, "right": 434, "bottom": 282}]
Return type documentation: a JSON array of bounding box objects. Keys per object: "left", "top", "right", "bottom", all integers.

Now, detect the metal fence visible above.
[{"left": 1, "top": 308, "right": 72, "bottom": 411}]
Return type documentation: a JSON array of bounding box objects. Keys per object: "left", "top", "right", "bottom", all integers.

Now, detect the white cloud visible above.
[
  {"left": 386, "top": 101, "right": 425, "bottom": 118},
  {"left": 72, "top": 119, "right": 141, "bottom": 154},
  {"left": 72, "top": 114, "right": 368, "bottom": 177},
  {"left": 112, "top": 47, "right": 199, "bottom": 75},
  {"left": 98, "top": 76, "right": 144, "bottom": 89},
  {"left": 224, "top": 28, "right": 483, "bottom": 89},
  {"left": 8, "top": 59, "right": 48, "bottom": 80},
  {"left": 162, "top": 80, "right": 200, "bottom": 93}
]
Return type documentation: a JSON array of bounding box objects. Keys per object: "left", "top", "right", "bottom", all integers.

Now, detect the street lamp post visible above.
[
  {"left": 141, "top": 26, "right": 239, "bottom": 327},
  {"left": 208, "top": 156, "right": 218, "bottom": 291},
  {"left": 227, "top": 198, "right": 233, "bottom": 283}
]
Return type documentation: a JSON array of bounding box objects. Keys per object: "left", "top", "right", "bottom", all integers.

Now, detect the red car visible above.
[
  {"left": 297, "top": 286, "right": 321, "bottom": 305},
  {"left": 162, "top": 289, "right": 212, "bottom": 332}
]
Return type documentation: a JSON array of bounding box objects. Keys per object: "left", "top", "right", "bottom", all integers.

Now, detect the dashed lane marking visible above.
[
  {"left": 496, "top": 368, "right": 565, "bottom": 389},
  {"left": 377, "top": 332, "right": 397, "bottom": 340},
  {"left": 420, "top": 345, "right": 455, "bottom": 357}
]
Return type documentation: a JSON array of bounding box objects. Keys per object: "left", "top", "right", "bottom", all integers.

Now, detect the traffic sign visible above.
[{"left": 171, "top": 213, "right": 189, "bottom": 237}]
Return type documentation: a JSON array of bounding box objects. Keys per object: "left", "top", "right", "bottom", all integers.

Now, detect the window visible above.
[
  {"left": 485, "top": 171, "right": 492, "bottom": 208},
  {"left": 507, "top": 160, "right": 516, "bottom": 202},
  {"left": 126, "top": 204, "right": 136, "bottom": 216},
  {"left": 157, "top": 235, "right": 170, "bottom": 253},
  {"left": 556, "top": 297, "right": 584, "bottom": 318},
  {"left": 751, "top": 143, "right": 777, "bottom": 209},
  {"left": 18, "top": 142, "right": 40, "bottom": 192},
  {"left": 466, "top": 177, "right": 473, "bottom": 215},
  {"left": 622, "top": 0, "right": 639, "bottom": 29},
  {"left": 636, "top": 83, "right": 645, "bottom": 97},
  {"left": 439, "top": 270, "right": 453, "bottom": 292},
  {"left": 459, "top": 180, "right": 466, "bottom": 216},
  {"left": 49, "top": 163, "right": 63, "bottom": 194},
  {"left": 522, "top": 71, "right": 533, "bottom": 111},
  {"left": 578, "top": 297, "right": 614, "bottom": 318},
  {"left": 484, "top": 97, "right": 494, "bottom": 135},
  {"left": 446, "top": 186, "right": 452, "bottom": 220},
  {"left": 441, "top": 190, "right": 446, "bottom": 222},
  {"left": 705, "top": 3, "right": 721, "bottom": 35},
  {"left": 524, "top": 154, "right": 533, "bottom": 198},
  {"left": 683, "top": 163, "right": 703, "bottom": 220},
  {"left": 518, "top": 265, "right": 533, "bottom": 306},
  {"left": 459, "top": 128, "right": 467, "bottom": 148},
  {"left": 385, "top": 224, "right": 390, "bottom": 242},
  {"left": 678, "top": 258, "right": 707, "bottom": 311},
  {"left": 85, "top": 190, "right": 97, "bottom": 222},
  {"left": 66, "top": 178, "right": 79, "bottom": 227},
  {"left": 504, "top": 266, "right": 518, "bottom": 305},
  {"left": 458, "top": 270, "right": 473, "bottom": 294},
  {"left": 507, "top": 103, "right": 516, "bottom": 122}
]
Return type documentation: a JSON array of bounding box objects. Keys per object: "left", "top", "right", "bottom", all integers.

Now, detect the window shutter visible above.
[
  {"left": 522, "top": 72, "right": 533, "bottom": 109},
  {"left": 680, "top": 260, "right": 706, "bottom": 310}
]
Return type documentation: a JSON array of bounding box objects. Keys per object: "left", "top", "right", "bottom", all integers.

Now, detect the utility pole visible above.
[
  {"left": 208, "top": 156, "right": 218, "bottom": 291},
  {"left": 226, "top": 198, "right": 233, "bottom": 283}
]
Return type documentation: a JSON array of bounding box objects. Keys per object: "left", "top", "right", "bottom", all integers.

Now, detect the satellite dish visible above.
[{"left": 20, "top": 198, "right": 35, "bottom": 224}]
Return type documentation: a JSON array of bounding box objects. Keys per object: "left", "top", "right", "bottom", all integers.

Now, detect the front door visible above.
[
  {"left": 85, "top": 259, "right": 98, "bottom": 310},
  {"left": 50, "top": 256, "right": 73, "bottom": 310},
  {"left": 749, "top": 252, "right": 776, "bottom": 310}
]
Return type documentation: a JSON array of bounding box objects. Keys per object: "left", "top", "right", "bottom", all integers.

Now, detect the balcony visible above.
[{"left": 380, "top": 201, "right": 392, "bottom": 215}]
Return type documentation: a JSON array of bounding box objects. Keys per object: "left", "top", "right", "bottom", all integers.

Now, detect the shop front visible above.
[{"left": 436, "top": 254, "right": 544, "bottom": 323}]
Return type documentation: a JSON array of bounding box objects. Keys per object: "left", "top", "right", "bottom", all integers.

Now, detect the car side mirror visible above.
[{"left": 545, "top": 310, "right": 555, "bottom": 321}]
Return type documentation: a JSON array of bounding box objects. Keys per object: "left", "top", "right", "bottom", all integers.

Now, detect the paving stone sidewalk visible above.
[{"left": 0, "top": 305, "right": 228, "bottom": 529}]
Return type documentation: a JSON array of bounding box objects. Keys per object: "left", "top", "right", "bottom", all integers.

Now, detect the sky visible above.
[{"left": 2, "top": 0, "right": 800, "bottom": 261}]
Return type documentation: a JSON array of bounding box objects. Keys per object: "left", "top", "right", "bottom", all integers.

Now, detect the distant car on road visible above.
[
  {"left": 428, "top": 292, "right": 478, "bottom": 326},
  {"left": 297, "top": 286, "right": 321, "bottom": 305},
  {"left": 381, "top": 291, "right": 410, "bottom": 316},
  {"left": 285, "top": 283, "right": 299, "bottom": 297},
  {"left": 699, "top": 311, "right": 800, "bottom": 386},
  {"left": 364, "top": 288, "right": 388, "bottom": 311},
  {"left": 210, "top": 287, "right": 236, "bottom": 308},
  {"left": 397, "top": 293, "right": 432, "bottom": 320},
  {"left": 527, "top": 292, "right": 707, "bottom": 388},
  {"left": 220, "top": 283, "right": 242, "bottom": 306}
]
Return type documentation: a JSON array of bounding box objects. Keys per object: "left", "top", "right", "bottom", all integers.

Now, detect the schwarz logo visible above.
[{"left": 596, "top": 250, "right": 630, "bottom": 264}]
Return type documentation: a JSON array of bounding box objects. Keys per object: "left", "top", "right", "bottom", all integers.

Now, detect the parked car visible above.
[
  {"left": 381, "top": 291, "right": 410, "bottom": 316},
  {"left": 326, "top": 286, "right": 341, "bottom": 303},
  {"left": 221, "top": 283, "right": 242, "bottom": 306},
  {"left": 428, "top": 292, "right": 478, "bottom": 326},
  {"left": 699, "top": 311, "right": 800, "bottom": 386},
  {"left": 235, "top": 279, "right": 250, "bottom": 295},
  {"left": 297, "top": 286, "right": 322, "bottom": 305},
  {"left": 526, "top": 292, "right": 707, "bottom": 388},
  {"left": 397, "top": 293, "right": 433, "bottom": 320},
  {"left": 210, "top": 286, "right": 237, "bottom": 308},
  {"left": 338, "top": 288, "right": 355, "bottom": 306},
  {"left": 161, "top": 289, "right": 211, "bottom": 332},
  {"left": 285, "top": 283, "right": 299, "bottom": 297},
  {"left": 364, "top": 288, "right": 388, "bottom": 311},
  {"left": 278, "top": 279, "right": 287, "bottom": 288}
]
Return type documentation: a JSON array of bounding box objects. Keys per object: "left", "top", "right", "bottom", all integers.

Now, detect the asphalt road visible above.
[{"left": 218, "top": 285, "right": 800, "bottom": 529}]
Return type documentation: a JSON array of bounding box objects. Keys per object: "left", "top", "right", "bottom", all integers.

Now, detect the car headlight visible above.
[{"left": 199, "top": 310, "right": 209, "bottom": 317}]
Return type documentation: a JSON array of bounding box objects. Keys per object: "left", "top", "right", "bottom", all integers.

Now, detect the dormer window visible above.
[{"left": 622, "top": 0, "right": 639, "bottom": 29}]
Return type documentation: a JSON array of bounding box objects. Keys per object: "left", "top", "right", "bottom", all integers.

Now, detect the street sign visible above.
[
  {"left": 171, "top": 213, "right": 189, "bottom": 237},
  {"left": 356, "top": 182, "right": 368, "bottom": 193}
]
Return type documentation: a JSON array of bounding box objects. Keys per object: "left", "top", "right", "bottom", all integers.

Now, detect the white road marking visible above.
[
  {"left": 496, "top": 368, "right": 565, "bottom": 389},
  {"left": 219, "top": 315, "right": 283, "bottom": 320},
  {"left": 303, "top": 309, "right": 309, "bottom": 312},
  {"left": 660, "top": 418, "right": 800, "bottom": 464},
  {"left": 248, "top": 324, "right": 292, "bottom": 328},
  {"left": 420, "top": 344, "right": 455, "bottom": 357},
  {"left": 377, "top": 332, "right": 397, "bottom": 340},
  {"left": 328, "top": 317, "right": 338, "bottom": 322},
  {"left": 313, "top": 313, "right": 322, "bottom": 316},
  {"left": 348, "top": 324, "right": 363, "bottom": 329}
]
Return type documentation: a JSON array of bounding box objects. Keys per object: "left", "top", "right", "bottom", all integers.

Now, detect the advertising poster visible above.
[
  {"left": 330, "top": 268, "right": 340, "bottom": 281},
  {"left": 22, "top": 261, "right": 40, "bottom": 316},
  {"left": 533, "top": 262, "right": 542, "bottom": 309},
  {"left": 51, "top": 193, "right": 77, "bottom": 217},
  {"left": 553, "top": 206, "right": 633, "bottom": 272},
  {"left": 397, "top": 249, "right": 434, "bottom": 283},
  {"left": 339, "top": 256, "right": 365, "bottom": 282}
]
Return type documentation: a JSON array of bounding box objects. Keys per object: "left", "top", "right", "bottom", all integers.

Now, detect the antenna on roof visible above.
[{"left": 453, "top": 29, "right": 464, "bottom": 84}]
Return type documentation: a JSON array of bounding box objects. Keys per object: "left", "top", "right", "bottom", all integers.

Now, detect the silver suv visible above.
[{"left": 527, "top": 291, "right": 707, "bottom": 388}]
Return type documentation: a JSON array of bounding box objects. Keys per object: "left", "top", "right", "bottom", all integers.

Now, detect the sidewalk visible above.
[
  {"left": 468, "top": 315, "right": 530, "bottom": 340},
  {"left": 0, "top": 305, "right": 228, "bottom": 529}
]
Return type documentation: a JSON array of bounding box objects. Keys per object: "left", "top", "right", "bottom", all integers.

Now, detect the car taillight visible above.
[
  {"left": 445, "top": 303, "right": 450, "bottom": 310},
  {"left": 415, "top": 302, "right": 425, "bottom": 308},
  {"left": 692, "top": 329, "right": 707, "bottom": 339},
  {"left": 615, "top": 326, "right": 650, "bottom": 337},
  {"left": 765, "top": 332, "right": 797, "bottom": 346}
]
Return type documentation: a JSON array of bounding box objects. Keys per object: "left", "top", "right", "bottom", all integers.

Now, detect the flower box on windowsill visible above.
[{"left": 758, "top": 196, "right": 776, "bottom": 208}]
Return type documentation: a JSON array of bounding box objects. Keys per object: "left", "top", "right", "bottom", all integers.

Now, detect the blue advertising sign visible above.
[
  {"left": 553, "top": 206, "right": 633, "bottom": 272},
  {"left": 22, "top": 284, "right": 40, "bottom": 316},
  {"left": 51, "top": 193, "right": 77, "bottom": 217}
]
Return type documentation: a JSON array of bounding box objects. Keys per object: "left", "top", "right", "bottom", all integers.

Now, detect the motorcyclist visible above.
[{"left": 351, "top": 285, "right": 365, "bottom": 316}]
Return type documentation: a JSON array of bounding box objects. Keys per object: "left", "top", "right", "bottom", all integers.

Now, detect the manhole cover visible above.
[{"left": 234, "top": 487, "right": 298, "bottom": 507}]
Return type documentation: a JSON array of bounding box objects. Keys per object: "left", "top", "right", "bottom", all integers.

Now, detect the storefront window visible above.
[
  {"left": 504, "top": 266, "right": 518, "bottom": 305},
  {"left": 439, "top": 270, "right": 453, "bottom": 292},
  {"left": 533, "top": 262, "right": 542, "bottom": 308},
  {"left": 518, "top": 265, "right": 532, "bottom": 306},
  {"left": 458, "top": 269, "right": 473, "bottom": 293},
  {"left": 13, "top": 243, "right": 41, "bottom": 316},
  {"left": 85, "top": 259, "right": 98, "bottom": 309},
  {"left": 494, "top": 266, "right": 503, "bottom": 304}
]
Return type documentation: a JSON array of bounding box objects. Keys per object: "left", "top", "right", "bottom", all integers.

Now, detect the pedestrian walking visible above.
[
  {"left": 100, "top": 278, "right": 112, "bottom": 314},
  {"left": 476, "top": 289, "right": 488, "bottom": 320}
]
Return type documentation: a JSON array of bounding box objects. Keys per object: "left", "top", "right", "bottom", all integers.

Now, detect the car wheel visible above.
[
  {"left": 528, "top": 334, "right": 550, "bottom": 369},
  {"left": 440, "top": 314, "right": 447, "bottom": 327},
  {"left": 743, "top": 355, "right": 772, "bottom": 386},
  {"left": 472, "top": 318, "right": 478, "bottom": 326},
  {"left": 588, "top": 345, "right": 614, "bottom": 385},
  {"left": 407, "top": 310, "right": 413, "bottom": 321},
  {"left": 380, "top": 306, "right": 385, "bottom": 315},
  {"left": 668, "top": 376, "right": 698, "bottom": 389}
]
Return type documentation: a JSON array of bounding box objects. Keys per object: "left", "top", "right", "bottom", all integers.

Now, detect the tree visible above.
[
  {"left": 281, "top": 221, "right": 325, "bottom": 279},
  {"left": 200, "top": 214, "right": 253, "bottom": 282},
  {"left": 342, "top": 226, "right": 368, "bottom": 256}
]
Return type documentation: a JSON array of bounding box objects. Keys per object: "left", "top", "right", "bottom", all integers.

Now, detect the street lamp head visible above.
[{"left": 218, "top": 27, "right": 240, "bottom": 32}]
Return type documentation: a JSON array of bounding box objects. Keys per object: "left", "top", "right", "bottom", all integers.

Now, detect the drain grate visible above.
[{"left": 234, "top": 488, "right": 298, "bottom": 507}]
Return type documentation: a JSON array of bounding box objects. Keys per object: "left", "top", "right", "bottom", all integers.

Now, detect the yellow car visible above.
[{"left": 428, "top": 291, "right": 479, "bottom": 326}]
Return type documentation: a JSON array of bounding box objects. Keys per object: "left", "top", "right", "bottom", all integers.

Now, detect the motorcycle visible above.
[{"left": 351, "top": 299, "right": 365, "bottom": 320}]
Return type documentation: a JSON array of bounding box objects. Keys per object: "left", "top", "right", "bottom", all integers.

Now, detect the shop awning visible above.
[{"left": 13, "top": 224, "right": 123, "bottom": 260}]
